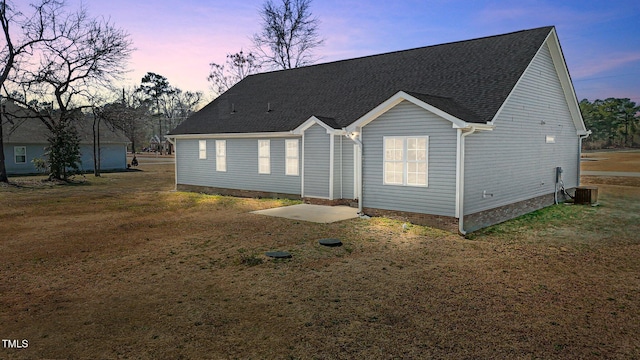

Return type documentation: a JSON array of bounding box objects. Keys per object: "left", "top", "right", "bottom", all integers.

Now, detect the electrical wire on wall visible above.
[
  {"left": 554, "top": 166, "right": 574, "bottom": 204},
  {"left": 560, "top": 178, "right": 574, "bottom": 201}
]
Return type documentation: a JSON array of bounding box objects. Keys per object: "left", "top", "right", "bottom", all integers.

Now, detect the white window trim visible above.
[
  {"left": 14, "top": 146, "right": 26, "bottom": 164},
  {"left": 215, "top": 140, "right": 226, "bottom": 172},
  {"left": 285, "top": 139, "right": 299, "bottom": 176},
  {"left": 383, "top": 136, "right": 429, "bottom": 187},
  {"left": 258, "top": 139, "right": 270, "bottom": 174},
  {"left": 198, "top": 140, "right": 207, "bottom": 159}
]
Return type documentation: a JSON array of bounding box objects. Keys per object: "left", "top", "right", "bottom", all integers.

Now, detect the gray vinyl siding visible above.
[
  {"left": 341, "top": 137, "right": 355, "bottom": 199},
  {"left": 176, "top": 137, "right": 301, "bottom": 195},
  {"left": 303, "top": 124, "right": 331, "bottom": 198},
  {"left": 332, "top": 135, "right": 341, "bottom": 199},
  {"left": 4, "top": 143, "right": 126, "bottom": 175},
  {"left": 464, "top": 42, "right": 580, "bottom": 215},
  {"left": 79, "top": 144, "right": 128, "bottom": 171},
  {"left": 3, "top": 144, "right": 43, "bottom": 174},
  {"left": 332, "top": 135, "right": 357, "bottom": 200},
  {"left": 361, "top": 100, "right": 457, "bottom": 216}
]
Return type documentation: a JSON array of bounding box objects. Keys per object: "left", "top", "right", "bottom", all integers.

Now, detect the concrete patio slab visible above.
[{"left": 251, "top": 204, "right": 359, "bottom": 223}]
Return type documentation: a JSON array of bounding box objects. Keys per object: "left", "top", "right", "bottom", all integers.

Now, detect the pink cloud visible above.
[{"left": 572, "top": 52, "right": 640, "bottom": 79}]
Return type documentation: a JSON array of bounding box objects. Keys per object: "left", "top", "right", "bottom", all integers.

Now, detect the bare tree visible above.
[
  {"left": 136, "top": 73, "right": 201, "bottom": 153},
  {"left": 106, "top": 87, "right": 152, "bottom": 154},
  {"left": 207, "top": 50, "right": 261, "bottom": 96},
  {"left": 0, "top": 0, "right": 63, "bottom": 182},
  {"left": 163, "top": 88, "right": 202, "bottom": 130},
  {"left": 5, "top": 4, "right": 133, "bottom": 180},
  {"left": 252, "top": 0, "right": 323, "bottom": 70}
]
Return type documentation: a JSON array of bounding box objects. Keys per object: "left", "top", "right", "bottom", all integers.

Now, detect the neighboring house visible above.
[
  {"left": 168, "top": 26, "right": 589, "bottom": 234},
  {"left": 2, "top": 101, "right": 129, "bottom": 175}
]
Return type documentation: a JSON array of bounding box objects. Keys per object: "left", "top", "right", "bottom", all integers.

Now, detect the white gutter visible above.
[
  {"left": 458, "top": 126, "right": 477, "bottom": 236},
  {"left": 345, "top": 129, "right": 364, "bottom": 214},
  {"left": 170, "top": 131, "right": 295, "bottom": 140}
]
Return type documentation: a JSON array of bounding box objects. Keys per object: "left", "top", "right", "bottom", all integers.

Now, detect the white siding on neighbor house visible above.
[
  {"left": 361, "top": 100, "right": 458, "bottom": 216},
  {"left": 176, "top": 137, "right": 301, "bottom": 195},
  {"left": 303, "top": 124, "right": 331, "bottom": 198},
  {"left": 464, "top": 42, "right": 580, "bottom": 215}
]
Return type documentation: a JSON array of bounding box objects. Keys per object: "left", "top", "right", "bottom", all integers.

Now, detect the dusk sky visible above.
[{"left": 67, "top": 0, "right": 639, "bottom": 104}]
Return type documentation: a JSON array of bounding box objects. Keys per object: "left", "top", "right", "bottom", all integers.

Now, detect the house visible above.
[
  {"left": 1, "top": 101, "right": 129, "bottom": 175},
  {"left": 168, "top": 26, "right": 589, "bottom": 234}
]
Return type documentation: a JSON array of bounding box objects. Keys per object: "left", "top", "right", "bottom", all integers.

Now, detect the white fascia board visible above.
[
  {"left": 292, "top": 116, "right": 345, "bottom": 135},
  {"left": 169, "top": 132, "right": 296, "bottom": 140},
  {"left": 546, "top": 28, "right": 588, "bottom": 134},
  {"left": 346, "top": 91, "right": 470, "bottom": 132}
]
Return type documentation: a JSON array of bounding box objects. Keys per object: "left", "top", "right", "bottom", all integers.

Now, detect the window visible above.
[
  {"left": 215, "top": 140, "right": 226, "bottom": 172},
  {"left": 258, "top": 140, "right": 270, "bottom": 174},
  {"left": 14, "top": 146, "right": 26, "bottom": 164},
  {"left": 199, "top": 140, "right": 207, "bottom": 159},
  {"left": 383, "top": 136, "right": 428, "bottom": 187},
  {"left": 285, "top": 139, "right": 299, "bottom": 176},
  {"left": 384, "top": 138, "right": 404, "bottom": 185},
  {"left": 406, "top": 137, "right": 428, "bottom": 186}
]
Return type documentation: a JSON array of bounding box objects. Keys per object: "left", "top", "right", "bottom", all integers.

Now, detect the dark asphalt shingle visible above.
[{"left": 170, "top": 26, "right": 554, "bottom": 135}]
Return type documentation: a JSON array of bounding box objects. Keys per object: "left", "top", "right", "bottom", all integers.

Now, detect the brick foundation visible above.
[
  {"left": 178, "top": 183, "right": 572, "bottom": 235},
  {"left": 463, "top": 189, "right": 575, "bottom": 233},
  {"left": 362, "top": 207, "right": 459, "bottom": 233},
  {"left": 176, "top": 184, "right": 301, "bottom": 200}
]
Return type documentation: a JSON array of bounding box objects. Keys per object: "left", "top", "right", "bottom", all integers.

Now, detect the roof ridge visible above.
[{"left": 250, "top": 26, "right": 555, "bottom": 77}]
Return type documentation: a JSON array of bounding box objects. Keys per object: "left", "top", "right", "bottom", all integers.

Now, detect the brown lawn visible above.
[
  {"left": 1, "top": 153, "right": 639, "bottom": 359},
  {"left": 582, "top": 149, "right": 640, "bottom": 172}
]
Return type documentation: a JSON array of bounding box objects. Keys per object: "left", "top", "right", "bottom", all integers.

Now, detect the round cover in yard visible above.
[
  {"left": 319, "top": 238, "right": 342, "bottom": 247},
  {"left": 265, "top": 251, "right": 292, "bottom": 259}
]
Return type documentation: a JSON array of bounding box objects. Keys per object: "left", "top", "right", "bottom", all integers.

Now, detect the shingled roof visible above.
[
  {"left": 170, "top": 26, "right": 554, "bottom": 135},
  {"left": 2, "top": 101, "right": 129, "bottom": 144}
]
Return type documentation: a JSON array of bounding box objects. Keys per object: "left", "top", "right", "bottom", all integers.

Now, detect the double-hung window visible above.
[
  {"left": 215, "top": 140, "right": 226, "bottom": 172},
  {"left": 285, "top": 139, "right": 299, "bottom": 176},
  {"left": 383, "top": 136, "right": 428, "bottom": 187},
  {"left": 198, "top": 140, "right": 207, "bottom": 159},
  {"left": 258, "top": 140, "right": 270, "bottom": 174},
  {"left": 14, "top": 146, "right": 26, "bottom": 164}
]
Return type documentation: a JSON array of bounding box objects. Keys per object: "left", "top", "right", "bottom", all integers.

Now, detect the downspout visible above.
[
  {"left": 458, "top": 126, "right": 477, "bottom": 236},
  {"left": 345, "top": 129, "right": 363, "bottom": 214},
  {"left": 340, "top": 136, "right": 343, "bottom": 200},
  {"left": 577, "top": 131, "right": 591, "bottom": 185}
]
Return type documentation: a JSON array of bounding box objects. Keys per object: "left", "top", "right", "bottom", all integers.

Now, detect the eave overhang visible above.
[{"left": 168, "top": 131, "right": 297, "bottom": 140}]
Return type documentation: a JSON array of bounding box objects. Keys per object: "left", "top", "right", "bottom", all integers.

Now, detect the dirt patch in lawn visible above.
[{"left": 1, "top": 156, "right": 640, "bottom": 359}]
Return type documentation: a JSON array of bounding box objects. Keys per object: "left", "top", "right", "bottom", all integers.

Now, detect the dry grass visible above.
[
  {"left": 1, "top": 154, "right": 639, "bottom": 359},
  {"left": 582, "top": 149, "right": 640, "bottom": 172}
]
